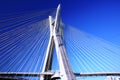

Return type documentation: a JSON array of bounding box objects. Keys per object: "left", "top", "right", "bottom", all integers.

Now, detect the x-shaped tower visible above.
[{"left": 41, "top": 4, "right": 76, "bottom": 80}]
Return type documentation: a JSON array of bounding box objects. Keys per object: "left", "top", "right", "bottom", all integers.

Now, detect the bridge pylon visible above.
[{"left": 41, "top": 4, "right": 76, "bottom": 80}]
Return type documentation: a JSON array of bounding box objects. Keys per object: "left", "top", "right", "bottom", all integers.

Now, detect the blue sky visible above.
[
  {"left": 0, "top": 0, "right": 120, "bottom": 68},
  {"left": 0, "top": 0, "right": 120, "bottom": 79},
  {"left": 0, "top": 0, "right": 120, "bottom": 45},
  {"left": 61, "top": 0, "right": 120, "bottom": 45}
]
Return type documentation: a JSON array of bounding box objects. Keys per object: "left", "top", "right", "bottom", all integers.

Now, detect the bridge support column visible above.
[{"left": 41, "top": 4, "right": 76, "bottom": 80}]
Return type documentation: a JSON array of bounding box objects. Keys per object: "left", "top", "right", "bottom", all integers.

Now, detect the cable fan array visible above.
[
  {"left": 0, "top": 9, "right": 120, "bottom": 80},
  {"left": 63, "top": 25, "right": 120, "bottom": 73},
  {"left": 0, "top": 10, "right": 55, "bottom": 79},
  {"left": 63, "top": 25, "right": 120, "bottom": 80}
]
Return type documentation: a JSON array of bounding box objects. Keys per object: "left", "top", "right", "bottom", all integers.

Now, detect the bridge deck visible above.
[
  {"left": 74, "top": 72, "right": 120, "bottom": 76},
  {"left": 0, "top": 72, "right": 120, "bottom": 77},
  {"left": 0, "top": 72, "right": 54, "bottom": 77}
]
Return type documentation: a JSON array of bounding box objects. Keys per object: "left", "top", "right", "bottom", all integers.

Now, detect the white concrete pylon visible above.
[{"left": 41, "top": 4, "right": 76, "bottom": 80}]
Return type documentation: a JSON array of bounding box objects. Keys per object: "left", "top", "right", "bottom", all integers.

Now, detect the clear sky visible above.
[
  {"left": 61, "top": 0, "right": 120, "bottom": 46},
  {"left": 0, "top": 0, "right": 120, "bottom": 45},
  {"left": 0, "top": 0, "right": 120, "bottom": 80}
]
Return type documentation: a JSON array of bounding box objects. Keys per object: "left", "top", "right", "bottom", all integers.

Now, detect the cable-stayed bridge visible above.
[{"left": 0, "top": 4, "right": 120, "bottom": 80}]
